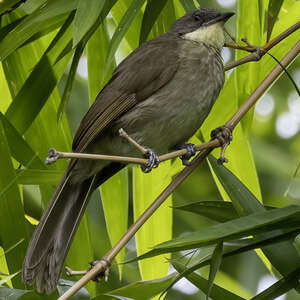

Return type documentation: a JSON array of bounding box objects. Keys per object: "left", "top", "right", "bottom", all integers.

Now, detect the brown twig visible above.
[
  {"left": 57, "top": 38, "right": 300, "bottom": 300},
  {"left": 224, "top": 21, "right": 300, "bottom": 71}
]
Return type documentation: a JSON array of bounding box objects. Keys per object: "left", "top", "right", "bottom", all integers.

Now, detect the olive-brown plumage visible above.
[{"left": 23, "top": 8, "right": 234, "bottom": 294}]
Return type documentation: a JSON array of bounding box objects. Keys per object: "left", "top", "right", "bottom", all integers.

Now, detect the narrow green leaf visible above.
[
  {"left": 267, "top": 0, "right": 284, "bottom": 41},
  {"left": 4, "top": 12, "right": 74, "bottom": 135},
  {"left": 294, "top": 234, "right": 300, "bottom": 256},
  {"left": 139, "top": 0, "right": 168, "bottom": 44},
  {"left": 16, "top": 169, "right": 63, "bottom": 185},
  {"left": 57, "top": 279, "right": 90, "bottom": 300},
  {"left": 57, "top": 41, "right": 85, "bottom": 122},
  {"left": 172, "top": 261, "right": 246, "bottom": 300},
  {"left": 0, "top": 0, "right": 77, "bottom": 61},
  {"left": 87, "top": 20, "right": 115, "bottom": 101},
  {"left": 135, "top": 205, "right": 300, "bottom": 259},
  {"left": 158, "top": 229, "right": 300, "bottom": 297},
  {"left": 207, "top": 242, "right": 223, "bottom": 300},
  {"left": 0, "top": 0, "right": 21, "bottom": 15},
  {"left": 104, "top": 274, "right": 176, "bottom": 300},
  {"left": 251, "top": 266, "right": 300, "bottom": 300},
  {"left": 73, "top": 0, "right": 105, "bottom": 47},
  {"left": 100, "top": 168, "right": 129, "bottom": 278},
  {"left": 173, "top": 201, "right": 239, "bottom": 222},
  {"left": 0, "top": 113, "right": 45, "bottom": 169},
  {"left": 104, "top": 0, "right": 146, "bottom": 76},
  {"left": 0, "top": 271, "right": 20, "bottom": 286},
  {"left": 133, "top": 163, "right": 173, "bottom": 281},
  {"left": 0, "top": 286, "right": 30, "bottom": 299},
  {"left": 0, "top": 118, "right": 28, "bottom": 287},
  {"left": 208, "top": 156, "right": 300, "bottom": 278},
  {"left": 179, "top": 0, "right": 197, "bottom": 12}
]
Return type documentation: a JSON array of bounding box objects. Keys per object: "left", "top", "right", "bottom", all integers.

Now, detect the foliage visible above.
[{"left": 0, "top": 0, "right": 299, "bottom": 299}]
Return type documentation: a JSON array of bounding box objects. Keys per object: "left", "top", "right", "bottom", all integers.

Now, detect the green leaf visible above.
[
  {"left": 0, "top": 0, "right": 21, "bottom": 15},
  {"left": 0, "top": 0, "right": 77, "bottom": 61},
  {"left": 139, "top": 0, "right": 168, "bottom": 44},
  {"left": 133, "top": 163, "right": 173, "bottom": 281},
  {"left": 73, "top": 0, "right": 105, "bottom": 47},
  {"left": 100, "top": 168, "right": 129, "bottom": 278},
  {"left": 57, "top": 279, "right": 90, "bottom": 300},
  {"left": 104, "top": 274, "right": 176, "bottom": 300},
  {"left": 0, "top": 118, "right": 28, "bottom": 288},
  {"left": 172, "top": 261, "right": 246, "bottom": 300},
  {"left": 267, "top": 0, "right": 284, "bottom": 41},
  {"left": 207, "top": 242, "right": 223, "bottom": 300},
  {"left": 16, "top": 169, "right": 63, "bottom": 185},
  {"left": 4, "top": 12, "right": 74, "bottom": 135},
  {"left": 135, "top": 205, "right": 300, "bottom": 259},
  {"left": 87, "top": 20, "right": 115, "bottom": 101},
  {"left": 208, "top": 157, "right": 300, "bottom": 279},
  {"left": 104, "top": 0, "right": 146, "bottom": 76},
  {"left": 251, "top": 266, "right": 300, "bottom": 300},
  {"left": 179, "top": 0, "right": 197, "bottom": 12},
  {"left": 173, "top": 201, "right": 239, "bottom": 222},
  {"left": 57, "top": 41, "right": 85, "bottom": 122},
  {"left": 0, "top": 286, "right": 30, "bottom": 299}
]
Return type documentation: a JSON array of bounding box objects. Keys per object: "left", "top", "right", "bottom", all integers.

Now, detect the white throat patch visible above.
[{"left": 183, "top": 23, "right": 225, "bottom": 50}]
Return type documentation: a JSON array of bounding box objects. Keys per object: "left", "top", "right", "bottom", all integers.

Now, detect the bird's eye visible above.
[{"left": 194, "top": 14, "right": 202, "bottom": 22}]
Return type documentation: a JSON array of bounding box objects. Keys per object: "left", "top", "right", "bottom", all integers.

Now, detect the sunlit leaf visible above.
[
  {"left": 73, "top": 0, "right": 105, "bottom": 47},
  {"left": 267, "top": 0, "right": 284, "bottom": 41}
]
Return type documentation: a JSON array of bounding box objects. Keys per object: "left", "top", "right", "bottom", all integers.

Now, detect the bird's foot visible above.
[
  {"left": 210, "top": 126, "right": 232, "bottom": 164},
  {"left": 179, "top": 143, "right": 197, "bottom": 166},
  {"left": 65, "top": 258, "right": 111, "bottom": 282},
  {"left": 45, "top": 148, "right": 60, "bottom": 165},
  {"left": 88, "top": 259, "right": 111, "bottom": 282},
  {"left": 141, "top": 148, "right": 160, "bottom": 173}
]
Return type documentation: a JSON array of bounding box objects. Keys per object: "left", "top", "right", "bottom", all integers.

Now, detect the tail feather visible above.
[
  {"left": 23, "top": 173, "right": 95, "bottom": 294},
  {"left": 22, "top": 162, "right": 125, "bottom": 294}
]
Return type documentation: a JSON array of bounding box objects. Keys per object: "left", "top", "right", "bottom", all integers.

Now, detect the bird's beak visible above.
[{"left": 204, "top": 12, "right": 235, "bottom": 26}]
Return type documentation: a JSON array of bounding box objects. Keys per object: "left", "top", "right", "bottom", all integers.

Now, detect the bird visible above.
[{"left": 22, "top": 7, "right": 234, "bottom": 294}]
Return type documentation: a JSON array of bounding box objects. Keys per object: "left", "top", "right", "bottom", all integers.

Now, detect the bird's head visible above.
[{"left": 170, "top": 8, "right": 234, "bottom": 50}]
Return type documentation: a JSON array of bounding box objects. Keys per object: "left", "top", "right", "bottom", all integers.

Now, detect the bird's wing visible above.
[{"left": 72, "top": 34, "right": 180, "bottom": 152}]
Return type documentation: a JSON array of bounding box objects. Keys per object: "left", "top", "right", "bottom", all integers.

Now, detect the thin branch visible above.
[
  {"left": 224, "top": 21, "right": 300, "bottom": 71},
  {"left": 57, "top": 39, "right": 300, "bottom": 300}
]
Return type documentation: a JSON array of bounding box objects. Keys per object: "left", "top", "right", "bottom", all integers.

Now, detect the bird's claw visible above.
[
  {"left": 141, "top": 148, "right": 160, "bottom": 173},
  {"left": 210, "top": 126, "right": 232, "bottom": 164},
  {"left": 45, "top": 148, "right": 60, "bottom": 165},
  {"left": 89, "top": 258, "right": 111, "bottom": 282},
  {"left": 179, "top": 143, "right": 197, "bottom": 166}
]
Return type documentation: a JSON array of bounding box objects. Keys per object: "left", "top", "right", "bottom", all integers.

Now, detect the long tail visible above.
[{"left": 22, "top": 163, "right": 124, "bottom": 294}]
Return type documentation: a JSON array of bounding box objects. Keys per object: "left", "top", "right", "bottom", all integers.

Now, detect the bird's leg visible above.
[
  {"left": 65, "top": 258, "right": 111, "bottom": 282},
  {"left": 178, "top": 143, "right": 197, "bottom": 166},
  {"left": 210, "top": 126, "right": 232, "bottom": 164},
  {"left": 119, "top": 128, "right": 159, "bottom": 173},
  {"left": 141, "top": 148, "right": 160, "bottom": 173}
]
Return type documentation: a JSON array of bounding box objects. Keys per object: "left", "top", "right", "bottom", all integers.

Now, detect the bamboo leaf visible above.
[
  {"left": 57, "top": 41, "right": 84, "bottom": 122},
  {"left": 207, "top": 242, "right": 223, "bottom": 300},
  {"left": 267, "top": 0, "right": 284, "bottom": 41},
  {"left": 0, "top": 286, "right": 30, "bottom": 299},
  {"left": 16, "top": 169, "right": 63, "bottom": 185},
  {"left": 133, "top": 163, "right": 173, "bottom": 281},
  {"left": 208, "top": 157, "right": 300, "bottom": 278},
  {"left": 251, "top": 266, "right": 300, "bottom": 300},
  {"left": 104, "top": 274, "right": 176, "bottom": 300},
  {"left": 179, "top": 0, "right": 197, "bottom": 12},
  {"left": 134, "top": 205, "right": 300, "bottom": 260},
  {"left": 73, "top": 0, "right": 105, "bottom": 47},
  {"left": 57, "top": 279, "right": 90, "bottom": 299},
  {"left": 139, "top": 0, "right": 168, "bottom": 44},
  {"left": 172, "top": 261, "right": 246, "bottom": 300},
  {"left": 100, "top": 168, "right": 129, "bottom": 278},
  {"left": 104, "top": 0, "right": 146, "bottom": 76},
  {"left": 0, "top": 118, "right": 28, "bottom": 288},
  {"left": 0, "top": 0, "right": 77, "bottom": 61},
  {"left": 173, "top": 201, "right": 239, "bottom": 222},
  {"left": 4, "top": 12, "right": 74, "bottom": 135}
]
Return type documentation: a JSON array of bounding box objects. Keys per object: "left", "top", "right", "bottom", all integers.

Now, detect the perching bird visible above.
[{"left": 23, "top": 7, "right": 234, "bottom": 294}]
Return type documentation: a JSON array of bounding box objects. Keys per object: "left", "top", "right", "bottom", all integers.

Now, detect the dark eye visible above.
[{"left": 194, "top": 14, "right": 202, "bottom": 22}]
